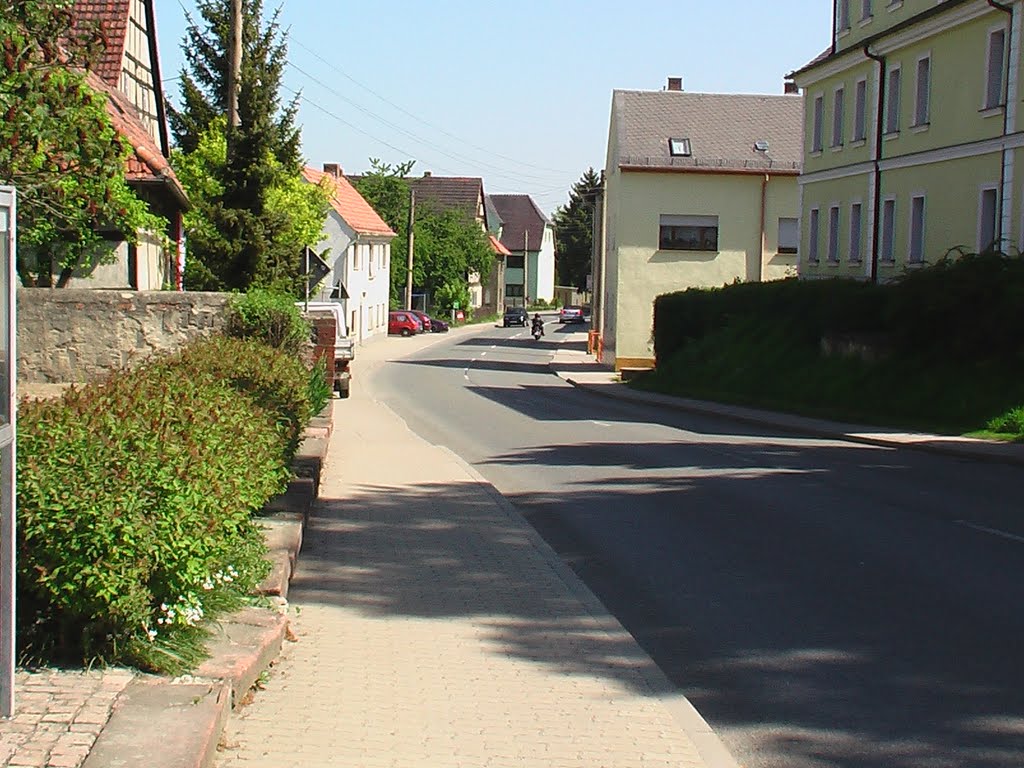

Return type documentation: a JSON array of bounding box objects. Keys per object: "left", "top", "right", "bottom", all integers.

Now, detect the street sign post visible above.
[
  {"left": 1, "top": 187, "right": 16, "bottom": 717},
  {"left": 300, "top": 247, "right": 331, "bottom": 311}
]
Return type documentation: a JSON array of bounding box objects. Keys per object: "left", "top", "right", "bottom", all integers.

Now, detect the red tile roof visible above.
[
  {"left": 489, "top": 234, "right": 511, "bottom": 256},
  {"left": 72, "top": 0, "right": 130, "bottom": 87},
  {"left": 86, "top": 71, "right": 187, "bottom": 206},
  {"left": 303, "top": 167, "right": 396, "bottom": 238}
]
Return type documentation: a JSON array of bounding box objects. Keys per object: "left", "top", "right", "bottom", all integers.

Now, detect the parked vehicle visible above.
[
  {"left": 408, "top": 309, "right": 432, "bottom": 333},
  {"left": 389, "top": 310, "right": 421, "bottom": 337},
  {"left": 428, "top": 317, "right": 450, "bottom": 332},
  {"left": 299, "top": 301, "right": 355, "bottom": 398},
  {"left": 559, "top": 305, "right": 585, "bottom": 324},
  {"left": 503, "top": 307, "right": 528, "bottom": 327}
]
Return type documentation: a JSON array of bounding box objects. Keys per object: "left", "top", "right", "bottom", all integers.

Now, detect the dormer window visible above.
[{"left": 669, "top": 138, "right": 692, "bottom": 157}]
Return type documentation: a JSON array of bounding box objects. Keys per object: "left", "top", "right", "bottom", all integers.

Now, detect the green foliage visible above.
[
  {"left": 353, "top": 159, "right": 413, "bottom": 305},
  {"left": 306, "top": 357, "right": 332, "bottom": 416},
  {"left": 646, "top": 253, "right": 1024, "bottom": 435},
  {"left": 987, "top": 406, "right": 1024, "bottom": 436},
  {"left": 168, "top": 0, "right": 324, "bottom": 291},
  {"left": 225, "top": 288, "right": 311, "bottom": 356},
  {"left": 552, "top": 168, "right": 600, "bottom": 291},
  {"left": 15, "top": 335, "right": 317, "bottom": 673},
  {"left": 432, "top": 281, "right": 471, "bottom": 314},
  {"left": 0, "top": 1, "right": 168, "bottom": 286}
]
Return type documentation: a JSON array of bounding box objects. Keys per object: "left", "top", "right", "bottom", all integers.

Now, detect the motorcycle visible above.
[{"left": 531, "top": 320, "right": 544, "bottom": 341}]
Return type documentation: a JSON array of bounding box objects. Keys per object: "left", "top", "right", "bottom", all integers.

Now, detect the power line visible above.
[{"left": 289, "top": 38, "right": 576, "bottom": 176}]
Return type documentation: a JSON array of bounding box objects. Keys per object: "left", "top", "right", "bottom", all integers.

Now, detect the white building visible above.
[{"left": 302, "top": 164, "right": 396, "bottom": 343}]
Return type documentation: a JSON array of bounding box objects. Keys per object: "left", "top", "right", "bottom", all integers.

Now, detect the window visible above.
[
  {"left": 854, "top": 79, "right": 867, "bottom": 142},
  {"left": 506, "top": 284, "right": 524, "bottom": 298},
  {"left": 828, "top": 206, "right": 841, "bottom": 262},
  {"left": 850, "top": 202, "right": 863, "bottom": 262},
  {"left": 659, "top": 215, "right": 719, "bottom": 251},
  {"left": 812, "top": 95, "right": 824, "bottom": 152},
  {"left": 885, "top": 66, "right": 901, "bottom": 134},
  {"left": 979, "top": 187, "right": 999, "bottom": 251},
  {"left": 778, "top": 218, "right": 798, "bottom": 254},
  {"left": 832, "top": 87, "right": 845, "bottom": 147},
  {"left": 881, "top": 198, "right": 896, "bottom": 262},
  {"left": 507, "top": 254, "right": 524, "bottom": 269},
  {"left": 669, "top": 138, "right": 692, "bottom": 157},
  {"left": 861, "top": 0, "right": 873, "bottom": 21},
  {"left": 808, "top": 208, "right": 821, "bottom": 262},
  {"left": 909, "top": 195, "right": 926, "bottom": 263},
  {"left": 838, "top": 0, "right": 851, "bottom": 31},
  {"left": 986, "top": 28, "right": 1007, "bottom": 110},
  {"left": 352, "top": 243, "right": 361, "bottom": 271},
  {"left": 914, "top": 56, "right": 931, "bottom": 126}
]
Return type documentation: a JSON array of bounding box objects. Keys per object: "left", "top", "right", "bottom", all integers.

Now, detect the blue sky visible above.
[{"left": 155, "top": 1, "right": 832, "bottom": 215}]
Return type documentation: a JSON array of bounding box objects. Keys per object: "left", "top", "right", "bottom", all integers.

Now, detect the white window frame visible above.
[
  {"left": 881, "top": 196, "right": 897, "bottom": 262},
  {"left": 808, "top": 207, "right": 821, "bottom": 263},
  {"left": 984, "top": 26, "right": 1007, "bottom": 112},
  {"left": 885, "top": 64, "right": 902, "bottom": 135},
  {"left": 849, "top": 201, "right": 864, "bottom": 263},
  {"left": 812, "top": 93, "right": 825, "bottom": 153},
  {"left": 978, "top": 184, "right": 999, "bottom": 252},
  {"left": 832, "top": 86, "right": 846, "bottom": 148},
  {"left": 827, "top": 205, "right": 841, "bottom": 263},
  {"left": 908, "top": 193, "right": 926, "bottom": 263},
  {"left": 913, "top": 53, "right": 931, "bottom": 128},
  {"left": 860, "top": 0, "right": 873, "bottom": 23},
  {"left": 853, "top": 77, "right": 868, "bottom": 143},
  {"left": 778, "top": 217, "right": 799, "bottom": 254}
]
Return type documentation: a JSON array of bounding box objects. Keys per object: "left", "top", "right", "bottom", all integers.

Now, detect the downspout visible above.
[
  {"left": 758, "top": 173, "right": 769, "bottom": 282},
  {"left": 988, "top": 0, "right": 1013, "bottom": 250},
  {"left": 865, "top": 44, "right": 886, "bottom": 283}
]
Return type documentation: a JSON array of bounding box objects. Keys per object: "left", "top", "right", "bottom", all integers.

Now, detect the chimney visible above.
[
  {"left": 423, "top": 171, "right": 432, "bottom": 177},
  {"left": 667, "top": 76, "right": 683, "bottom": 92},
  {"left": 784, "top": 80, "right": 799, "bottom": 95},
  {"left": 322, "top": 163, "right": 342, "bottom": 177}
]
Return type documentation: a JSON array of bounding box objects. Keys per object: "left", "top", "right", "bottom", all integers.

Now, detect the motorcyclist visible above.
[{"left": 532, "top": 313, "right": 544, "bottom": 336}]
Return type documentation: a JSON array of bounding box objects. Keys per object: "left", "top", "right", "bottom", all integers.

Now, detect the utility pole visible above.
[
  {"left": 523, "top": 228, "right": 529, "bottom": 308},
  {"left": 227, "top": 0, "right": 243, "bottom": 133},
  {"left": 405, "top": 189, "right": 416, "bottom": 310}
]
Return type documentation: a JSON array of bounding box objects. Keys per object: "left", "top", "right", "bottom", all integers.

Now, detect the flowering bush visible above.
[{"left": 16, "top": 334, "right": 313, "bottom": 673}]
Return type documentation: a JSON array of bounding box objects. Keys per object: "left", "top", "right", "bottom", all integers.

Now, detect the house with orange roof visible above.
[
  {"left": 68, "top": 0, "right": 188, "bottom": 290},
  {"left": 302, "top": 164, "right": 396, "bottom": 343}
]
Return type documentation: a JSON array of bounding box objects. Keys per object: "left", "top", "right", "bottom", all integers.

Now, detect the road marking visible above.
[
  {"left": 590, "top": 420, "right": 611, "bottom": 427},
  {"left": 480, "top": 352, "right": 487, "bottom": 357},
  {"left": 956, "top": 520, "right": 1024, "bottom": 545},
  {"left": 490, "top": 345, "right": 497, "bottom": 350}
]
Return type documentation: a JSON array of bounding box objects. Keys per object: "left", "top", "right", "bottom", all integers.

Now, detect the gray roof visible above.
[
  {"left": 611, "top": 90, "right": 803, "bottom": 173},
  {"left": 488, "top": 194, "right": 548, "bottom": 253}
]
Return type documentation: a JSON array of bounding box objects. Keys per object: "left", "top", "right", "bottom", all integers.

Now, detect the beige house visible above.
[{"left": 594, "top": 80, "right": 803, "bottom": 370}]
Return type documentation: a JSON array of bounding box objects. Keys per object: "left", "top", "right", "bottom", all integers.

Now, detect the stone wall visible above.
[{"left": 17, "top": 289, "right": 230, "bottom": 383}]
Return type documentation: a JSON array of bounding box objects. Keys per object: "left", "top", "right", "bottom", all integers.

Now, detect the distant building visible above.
[
  {"left": 790, "top": 0, "right": 1021, "bottom": 280},
  {"left": 595, "top": 80, "right": 802, "bottom": 370},
  {"left": 488, "top": 194, "right": 555, "bottom": 307}
]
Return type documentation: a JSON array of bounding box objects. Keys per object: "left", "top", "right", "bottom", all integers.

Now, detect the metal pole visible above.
[
  {"left": 405, "top": 189, "right": 415, "bottom": 311},
  {"left": 1, "top": 187, "right": 17, "bottom": 718},
  {"left": 523, "top": 229, "right": 529, "bottom": 308},
  {"left": 304, "top": 247, "right": 309, "bottom": 313}
]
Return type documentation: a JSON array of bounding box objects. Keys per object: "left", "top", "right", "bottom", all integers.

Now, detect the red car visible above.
[
  {"left": 408, "top": 310, "right": 432, "bottom": 333},
  {"left": 388, "top": 310, "right": 421, "bottom": 337}
]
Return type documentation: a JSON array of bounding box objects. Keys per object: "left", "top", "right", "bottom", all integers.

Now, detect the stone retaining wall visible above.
[{"left": 17, "top": 289, "right": 230, "bottom": 383}]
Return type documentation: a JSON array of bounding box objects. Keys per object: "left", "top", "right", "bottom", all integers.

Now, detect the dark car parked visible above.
[
  {"left": 503, "top": 307, "right": 528, "bottom": 327},
  {"left": 428, "top": 317, "right": 450, "bottom": 332}
]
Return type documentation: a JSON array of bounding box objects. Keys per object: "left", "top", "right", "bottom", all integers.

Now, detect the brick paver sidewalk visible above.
[{"left": 215, "top": 335, "right": 731, "bottom": 768}]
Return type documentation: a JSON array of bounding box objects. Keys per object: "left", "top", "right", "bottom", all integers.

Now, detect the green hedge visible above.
[{"left": 16, "top": 335, "right": 314, "bottom": 673}]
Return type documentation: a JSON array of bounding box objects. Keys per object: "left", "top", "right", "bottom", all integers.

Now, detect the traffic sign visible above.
[{"left": 300, "top": 248, "right": 331, "bottom": 293}]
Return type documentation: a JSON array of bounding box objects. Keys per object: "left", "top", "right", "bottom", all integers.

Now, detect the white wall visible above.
[{"left": 537, "top": 225, "right": 556, "bottom": 302}]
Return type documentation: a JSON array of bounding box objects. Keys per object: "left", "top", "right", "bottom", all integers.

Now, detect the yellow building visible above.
[
  {"left": 791, "top": 0, "right": 1023, "bottom": 280},
  {"left": 593, "top": 81, "right": 802, "bottom": 370}
]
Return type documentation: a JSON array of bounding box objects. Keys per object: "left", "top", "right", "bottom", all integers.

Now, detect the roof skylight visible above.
[{"left": 669, "top": 138, "right": 692, "bottom": 157}]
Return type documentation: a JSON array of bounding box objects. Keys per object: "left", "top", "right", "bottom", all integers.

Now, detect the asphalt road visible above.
[{"left": 369, "top": 319, "right": 1024, "bottom": 768}]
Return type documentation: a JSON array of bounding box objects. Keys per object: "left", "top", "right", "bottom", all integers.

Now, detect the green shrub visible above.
[
  {"left": 987, "top": 406, "right": 1024, "bottom": 436},
  {"left": 307, "top": 357, "right": 332, "bottom": 416},
  {"left": 15, "top": 335, "right": 315, "bottom": 673},
  {"left": 225, "top": 288, "right": 310, "bottom": 355}
]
